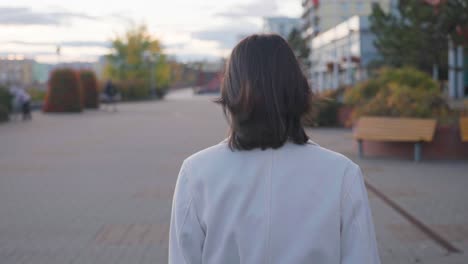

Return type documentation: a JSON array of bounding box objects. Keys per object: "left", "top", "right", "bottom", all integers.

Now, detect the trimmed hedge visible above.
[
  {"left": 79, "top": 70, "right": 99, "bottom": 109},
  {"left": 0, "top": 86, "right": 12, "bottom": 122},
  {"left": 43, "top": 68, "right": 83, "bottom": 112},
  {"left": 0, "top": 86, "right": 12, "bottom": 111},
  {"left": 0, "top": 105, "right": 8, "bottom": 122}
]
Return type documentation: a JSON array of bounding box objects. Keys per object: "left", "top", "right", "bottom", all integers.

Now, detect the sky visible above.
[{"left": 0, "top": 0, "right": 302, "bottom": 63}]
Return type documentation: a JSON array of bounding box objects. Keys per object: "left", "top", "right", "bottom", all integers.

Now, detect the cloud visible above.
[
  {"left": 0, "top": 7, "right": 97, "bottom": 26},
  {"left": 163, "top": 42, "right": 188, "bottom": 50},
  {"left": 0, "top": 51, "right": 57, "bottom": 56},
  {"left": 61, "top": 41, "right": 110, "bottom": 48},
  {"left": 194, "top": 0, "right": 301, "bottom": 51},
  {"left": 191, "top": 21, "right": 260, "bottom": 49},
  {"left": 216, "top": 0, "right": 279, "bottom": 18},
  {"left": 2, "top": 40, "right": 110, "bottom": 48},
  {"left": 0, "top": 50, "right": 103, "bottom": 63},
  {"left": 105, "top": 12, "right": 134, "bottom": 25},
  {"left": 171, "top": 53, "right": 223, "bottom": 62}
]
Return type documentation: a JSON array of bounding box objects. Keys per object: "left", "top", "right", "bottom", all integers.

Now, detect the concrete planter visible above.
[{"left": 355, "top": 123, "right": 468, "bottom": 160}]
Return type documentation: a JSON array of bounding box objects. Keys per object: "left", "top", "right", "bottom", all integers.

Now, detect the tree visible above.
[
  {"left": 370, "top": 0, "right": 468, "bottom": 76},
  {"left": 287, "top": 28, "right": 311, "bottom": 73},
  {"left": 105, "top": 24, "right": 171, "bottom": 98},
  {"left": 369, "top": 1, "right": 448, "bottom": 75},
  {"left": 434, "top": 0, "right": 468, "bottom": 45}
]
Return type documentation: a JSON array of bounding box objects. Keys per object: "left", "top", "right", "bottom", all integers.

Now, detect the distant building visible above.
[
  {"left": 236, "top": 34, "right": 251, "bottom": 43},
  {"left": 200, "top": 60, "right": 225, "bottom": 73},
  {"left": 301, "top": 0, "right": 395, "bottom": 40},
  {"left": 93, "top": 56, "right": 108, "bottom": 80},
  {"left": 263, "top": 17, "right": 300, "bottom": 39},
  {"left": 0, "top": 55, "right": 104, "bottom": 87},
  {"left": 33, "top": 63, "right": 53, "bottom": 85},
  {"left": 56, "top": 62, "right": 95, "bottom": 71},
  {"left": 310, "top": 16, "right": 380, "bottom": 92},
  {"left": 189, "top": 59, "right": 226, "bottom": 94},
  {"left": 0, "top": 57, "right": 35, "bottom": 86},
  {"left": 301, "top": 0, "right": 398, "bottom": 88}
]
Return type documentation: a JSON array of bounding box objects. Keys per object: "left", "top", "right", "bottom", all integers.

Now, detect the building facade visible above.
[
  {"left": 301, "top": 0, "right": 395, "bottom": 41},
  {"left": 0, "top": 57, "right": 35, "bottom": 85},
  {"left": 310, "top": 16, "right": 379, "bottom": 92},
  {"left": 301, "top": 0, "right": 398, "bottom": 90},
  {"left": 263, "top": 17, "right": 300, "bottom": 39}
]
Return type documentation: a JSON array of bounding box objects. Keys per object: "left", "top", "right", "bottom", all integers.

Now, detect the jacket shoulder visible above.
[{"left": 183, "top": 141, "right": 231, "bottom": 167}]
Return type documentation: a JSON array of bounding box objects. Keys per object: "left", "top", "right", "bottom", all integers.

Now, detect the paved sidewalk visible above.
[
  {"left": 307, "top": 128, "right": 468, "bottom": 263},
  {"left": 1, "top": 90, "right": 467, "bottom": 263}
]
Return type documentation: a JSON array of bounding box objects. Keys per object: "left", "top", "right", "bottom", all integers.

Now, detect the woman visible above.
[{"left": 169, "top": 34, "right": 380, "bottom": 264}]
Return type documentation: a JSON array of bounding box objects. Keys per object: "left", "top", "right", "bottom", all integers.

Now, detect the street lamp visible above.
[{"left": 142, "top": 50, "right": 160, "bottom": 98}]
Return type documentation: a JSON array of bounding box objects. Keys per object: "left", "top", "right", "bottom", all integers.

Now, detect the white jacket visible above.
[{"left": 169, "top": 140, "right": 380, "bottom": 264}]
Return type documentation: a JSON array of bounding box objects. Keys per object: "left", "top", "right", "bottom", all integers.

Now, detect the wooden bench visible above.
[
  {"left": 354, "top": 117, "right": 437, "bottom": 161},
  {"left": 460, "top": 117, "right": 468, "bottom": 142}
]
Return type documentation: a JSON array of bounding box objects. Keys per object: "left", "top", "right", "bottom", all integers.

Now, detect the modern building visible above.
[
  {"left": 263, "top": 17, "right": 301, "bottom": 39},
  {"left": 301, "top": 0, "right": 396, "bottom": 41},
  {"left": 93, "top": 56, "right": 108, "bottom": 80},
  {"left": 57, "top": 62, "right": 95, "bottom": 71},
  {"left": 236, "top": 34, "right": 251, "bottom": 43},
  {"left": 310, "top": 16, "right": 379, "bottom": 92},
  {"left": 33, "top": 63, "right": 53, "bottom": 84},
  {"left": 0, "top": 56, "right": 35, "bottom": 85},
  {"left": 301, "top": 0, "right": 398, "bottom": 90},
  {"left": 0, "top": 54, "right": 106, "bottom": 88}
]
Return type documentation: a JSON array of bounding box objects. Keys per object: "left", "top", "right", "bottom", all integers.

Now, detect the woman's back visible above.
[
  {"left": 169, "top": 34, "right": 379, "bottom": 264},
  {"left": 169, "top": 140, "right": 380, "bottom": 264}
]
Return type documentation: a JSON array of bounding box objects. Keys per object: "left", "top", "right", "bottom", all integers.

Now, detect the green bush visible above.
[
  {"left": 43, "top": 68, "right": 83, "bottom": 112},
  {"left": 302, "top": 87, "right": 350, "bottom": 127},
  {"left": 79, "top": 70, "right": 99, "bottom": 108},
  {"left": 0, "top": 86, "right": 12, "bottom": 113},
  {"left": 314, "top": 98, "right": 342, "bottom": 126},
  {"left": 116, "top": 79, "right": 150, "bottom": 101},
  {"left": 27, "top": 89, "right": 46, "bottom": 102},
  {"left": 320, "top": 86, "right": 350, "bottom": 103},
  {"left": 0, "top": 105, "right": 9, "bottom": 122},
  {"left": 344, "top": 67, "right": 448, "bottom": 120}
]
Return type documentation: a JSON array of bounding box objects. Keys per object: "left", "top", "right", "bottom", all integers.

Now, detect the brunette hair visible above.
[{"left": 217, "top": 34, "right": 312, "bottom": 150}]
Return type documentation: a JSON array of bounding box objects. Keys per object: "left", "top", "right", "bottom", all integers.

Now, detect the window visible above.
[{"left": 356, "top": 2, "right": 365, "bottom": 13}]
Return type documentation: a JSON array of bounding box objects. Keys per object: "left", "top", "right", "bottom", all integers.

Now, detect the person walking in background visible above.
[
  {"left": 169, "top": 34, "right": 380, "bottom": 264},
  {"left": 9, "top": 85, "right": 31, "bottom": 121},
  {"left": 104, "top": 80, "right": 118, "bottom": 112},
  {"left": 18, "top": 89, "right": 31, "bottom": 120}
]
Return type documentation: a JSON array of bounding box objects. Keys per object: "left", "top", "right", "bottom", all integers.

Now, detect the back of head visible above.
[{"left": 218, "top": 34, "right": 312, "bottom": 150}]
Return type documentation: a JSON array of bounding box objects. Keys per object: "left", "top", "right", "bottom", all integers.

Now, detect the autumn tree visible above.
[{"left": 105, "top": 24, "right": 171, "bottom": 98}]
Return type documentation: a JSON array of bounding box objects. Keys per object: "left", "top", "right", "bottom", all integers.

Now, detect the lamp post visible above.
[{"left": 142, "top": 51, "right": 159, "bottom": 98}]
